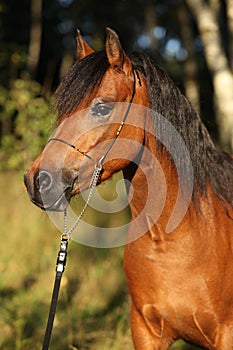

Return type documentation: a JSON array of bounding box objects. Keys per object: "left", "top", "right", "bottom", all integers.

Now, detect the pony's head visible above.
[{"left": 24, "top": 28, "right": 149, "bottom": 211}]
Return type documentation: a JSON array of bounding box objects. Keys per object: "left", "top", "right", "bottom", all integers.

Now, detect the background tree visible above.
[
  {"left": 178, "top": 3, "right": 199, "bottom": 111},
  {"left": 185, "top": 0, "right": 233, "bottom": 151},
  {"left": 27, "top": 0, "right": 42, "bottom": 78}
]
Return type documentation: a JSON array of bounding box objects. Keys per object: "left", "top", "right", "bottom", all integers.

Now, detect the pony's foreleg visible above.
[{"left": 130, "top": 304, "right": 172, "bottom": 350}]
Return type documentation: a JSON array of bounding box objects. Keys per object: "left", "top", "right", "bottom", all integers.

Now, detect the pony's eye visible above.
[{"left": 91, "top": 102, "right": 114, "bottom": 118}]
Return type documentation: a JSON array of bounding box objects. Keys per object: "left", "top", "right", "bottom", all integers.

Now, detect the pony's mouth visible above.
[
  {"left": 24, "top": 163, "right": 102, "bottom": 212},
  {"left": 30, "top": 176, "right": 93, "bottom": 212},
  {"left": 31, "top": 187, "right": 73, "bottom": 212}
]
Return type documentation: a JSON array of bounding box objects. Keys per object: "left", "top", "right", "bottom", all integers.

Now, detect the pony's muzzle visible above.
[{"left": 24, "top": 167, "right": 74, "bottom": 211}]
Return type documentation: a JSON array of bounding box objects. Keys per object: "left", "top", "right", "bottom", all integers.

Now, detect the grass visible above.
[{"left": 0, "top": 171, "right": 201, "bottom": 349}]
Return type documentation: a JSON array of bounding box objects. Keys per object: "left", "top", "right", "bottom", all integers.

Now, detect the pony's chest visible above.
[
  {"left": 124, "top": 234, "right": 216, "bottom": 314},
  {"left": 124, "top": 240, "right": 222, "bottom": 347}
]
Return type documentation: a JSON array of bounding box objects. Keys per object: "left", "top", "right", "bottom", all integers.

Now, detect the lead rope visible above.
[{"left": 42, "top": 163, "right": 102, "bottom": 350}]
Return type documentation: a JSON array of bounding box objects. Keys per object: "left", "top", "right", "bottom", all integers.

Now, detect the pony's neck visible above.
[
  {"left": 123, "top": 125, "right": 184, "bottom": 242},
  {"left": 123, "top": 124, "right": 232, "bottom": 244}
]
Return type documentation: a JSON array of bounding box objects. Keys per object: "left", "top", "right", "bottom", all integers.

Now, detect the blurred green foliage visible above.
[{"left": 0, "top": 77, "right": 55, "bottom": 170}]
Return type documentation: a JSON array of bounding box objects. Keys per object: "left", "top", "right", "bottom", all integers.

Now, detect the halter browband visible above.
[{"left": 47, "top": 69, "right": 138, "bottom": 168}]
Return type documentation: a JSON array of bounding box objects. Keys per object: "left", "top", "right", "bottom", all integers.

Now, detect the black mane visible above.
[
  {"left": 55, "top": 50, "right": 233, "bottom": 209},
  {"left": 55, "top": 50, "right": 109, "bottom": 119}
]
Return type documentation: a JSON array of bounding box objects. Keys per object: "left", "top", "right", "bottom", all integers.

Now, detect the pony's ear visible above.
[
  {"left": 105, "top": 28, "right": 132, "bottom": 76},
  {"left": 76, "top": 29, "right": 94, "bottom": 61}
]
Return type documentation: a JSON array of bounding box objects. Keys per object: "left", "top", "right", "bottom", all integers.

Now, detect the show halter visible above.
[{"left": 42, "top": 70, "right": 138, "bottom": 350}]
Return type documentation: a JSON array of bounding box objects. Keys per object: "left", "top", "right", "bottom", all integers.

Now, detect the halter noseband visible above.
[{"left": 47, "top": 69, "right": 138, "bottom": 169}]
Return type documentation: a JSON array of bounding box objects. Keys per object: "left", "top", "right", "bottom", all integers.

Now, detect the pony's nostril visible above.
[{"left": 36, "top": 171, "right": 53, "bottom": 192}]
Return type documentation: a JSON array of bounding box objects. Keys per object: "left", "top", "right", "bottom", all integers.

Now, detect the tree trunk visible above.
[
  {"left": 28, "top": 0, "right": 42, "bottom": 78},
  {"left": 226, "top": 0, "right": 233, "bottom": 70},
  {"left": 178, "top": 4, "right": 200, "bottom": 111},
  {"left": 145, "top": 4, "right": 158, "bottom": 53},
  {"left": 185, "top": 0, "right": 233, "bottom": 152}
]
